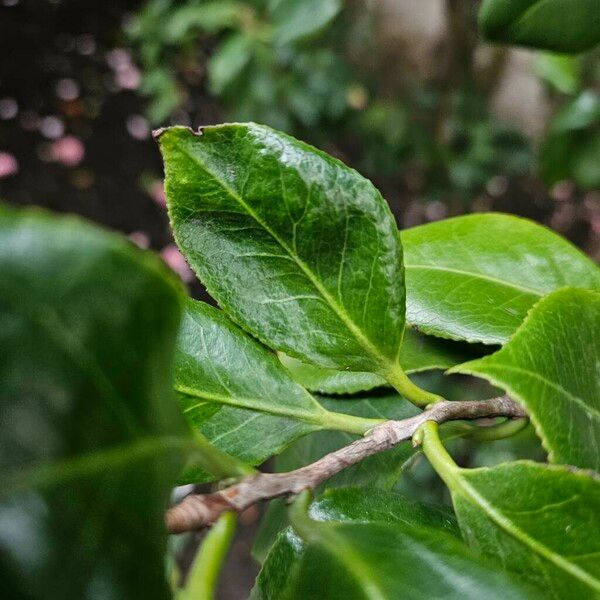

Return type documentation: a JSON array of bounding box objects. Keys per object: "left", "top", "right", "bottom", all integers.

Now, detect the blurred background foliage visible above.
[
  {"left": 1, "top": 0, "right": 598, "bottom": 263},
  {"left": 0, "top": 1, "right": 598, "bottom": 595}
]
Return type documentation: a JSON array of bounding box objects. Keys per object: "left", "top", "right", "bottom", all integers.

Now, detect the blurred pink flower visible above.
[
  {"left": 151, "top": 180, "right": 167, "bottom": 207},
  {"left": 51, "top": 136, "right": 85, "bottom": 167},
  {"left": 161, "top": 244, "right": 194, "bottom": 283},
  {"left": 129, "top": 231, "right": 150, "bottom": 249},
  {"left": 0, "top": 152, "right": 18, "bottom": 178}
]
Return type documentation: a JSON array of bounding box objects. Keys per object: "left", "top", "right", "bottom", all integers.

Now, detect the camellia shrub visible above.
[{"left": 1, "top": 121, "right": 599, "bottom": 599}]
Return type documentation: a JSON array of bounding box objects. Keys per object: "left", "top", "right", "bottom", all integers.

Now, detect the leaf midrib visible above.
[
  {"left": 176, "top": 384, "right": 327, "bottom": 424},
  {"left": 173, "top": 139, "right": 393, "bottom": 371},
  {"left": 405, "top": 264, "right": 542, "bottom": 296},
  {"left": 452, "top": 471, "right": 600, "bottom": 592}
]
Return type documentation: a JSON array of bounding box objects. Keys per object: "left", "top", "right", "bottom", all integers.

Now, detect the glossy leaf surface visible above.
[
  {"left": 158, "top": 124, "right": 405, "bottom": 378},
  {"left": 175, "top": 299, "right": 378, "bottom": 483},
  {"left": 0, "top": 207, "right": 187, "bottom": 600},
  {"left": 422, "top": 424, "right": 600, "bottom": 597},
  {"left": 254, "top": 518, "right": 536, "bottom": 599},
  {"left": 456, "top": 464, "right": 599, "bottom": 596},
  {"left": 402, "top": 213, "right": 600, "bottom": 344},
  {"left": 453, "top": 288, "right": 600, "bottom": 470},
  {"left": 478, "top": 0, "right": 600, "bottom": 53},
  {"left": 279, "top": 328, "right": 480, "bottom": 394}
]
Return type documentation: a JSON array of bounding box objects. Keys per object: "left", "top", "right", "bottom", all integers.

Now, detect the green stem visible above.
[
  {"left": 468, "top": 417, "right": 529, "bottom": 442},
  {"left": 318, "top": 409, "right": 384, "bottom": 435},
  {"left": 288, "top": 489, "right": 318, "bottom": 542},
  {"left": 419, "top": 421, "right": 461, "bottom": 491},
  {"left": 181, "top": 512, "right": 237, "bottom": 600},
  {"left": 385, "top": 364, "right": 444, "bottom": 407}
]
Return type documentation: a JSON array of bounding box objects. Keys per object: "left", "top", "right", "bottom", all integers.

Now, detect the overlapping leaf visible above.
[
  {"left": 0, "top": 207, "right": 187, "bottom": 600},
  {"left": 455, "top": 464, "right": 599, "bottom": 596},
  {"left": 279, "top": 328, "right": 480, "bottom": 394},
  {"left": 478, "top": 0, "right": 600, "bottom": 53},
  {"left": 402, "top": 213, "right": 600, "bottom": 344},
  {"left": 175, "top": 299, "right": 381, "bottom": 482},
  {"left": 422, "top": 424, "right": 600, "bottom": 597},
  {"left": 158, "top": 124, "right": 405, "bottom": 380},
  {"left": 453, "top": 288, "right": 600, "bottom": 470},
  {"left": 252, "top": 490, "right": 537, "bottom": 599}
]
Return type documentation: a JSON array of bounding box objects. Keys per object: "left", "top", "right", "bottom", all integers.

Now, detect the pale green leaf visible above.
[
  {"left": 270, "top": 0, "right": 342, "bottom": 45},
  {"left": 453, "top": 288, "right": 600, "bottom": 470},
  {"left": 402, "top": 213, "right": 600, "bottom": 344},
  {"left": 279, "top": 328, "right": 482, "bottom": 394}
]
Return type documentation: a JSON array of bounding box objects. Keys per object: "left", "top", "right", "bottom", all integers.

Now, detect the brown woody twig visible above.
[{"left": 166, "top": 396, "right": 526, "bottom": 533}]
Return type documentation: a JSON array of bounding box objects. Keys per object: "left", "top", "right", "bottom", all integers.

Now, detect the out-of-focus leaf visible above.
[
  {"left": 535, "top": 53, "right": 581, "bottom": 94},
  {"left": 165, "top": 1, "right": 243, "bottom": 41},
  {"left": 270, "top": 0, "right": 342, "bottom": 45},
  {"left": 478, "top": 0, "right": 600, "bottom": 53},
  {"left": 0, "top": 206, "right": 188, "bottom": 600},
  {"left": 253, "top": 514, "right": 537, "bottom": 599},
  {"left": 208, "top": 33, "right": 254, "bottom": 95}
]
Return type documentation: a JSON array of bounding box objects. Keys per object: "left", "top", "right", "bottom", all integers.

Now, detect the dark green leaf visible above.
[
  {"left": 478, "top": 0, "right": 600, "bottom": 53},
  {"left": 175, "top": 299, "right": 381, "bottom": 483},
  {"left": 279, "top": 328, "right": 481, "bottom": 394},
  {"left": 453, "top": 287, "right": 600, "bottom": 470},
  {"left": 158, "top": 124, "right": 409, "bottom": 385},
  {"left": 254, "top": 515, "right": 537, "bottom": 599},
  {"left": 422, "top": 424, "right": 600, "bottom": 597},
  {"left": 308, "top": 487, "right": 458, "bottom": 534},
  {"left": 0, "top": 207, "right": 188, "bottom": 600},
  {"left": 402, "top": 213, "right": 600, "bottom": 344}
]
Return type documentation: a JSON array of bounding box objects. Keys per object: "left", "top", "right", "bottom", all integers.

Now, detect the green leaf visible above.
[
  {"left": 402, "top": 213, "right": 600, "bottom": 344},
  {"left": 279, "top": 328, "right": 482, "bottom": 394},
  {"left": 158, "top": 124, "right": 434, "bottom": 403},
  {"left": 0, "top": 207, "right": 188, "bottom": 600},
  {"left": 252, "top": 395, "right": 421, "bottom": 560},
  {"left": 253, "top": 485, "right": 458, "bottom": 565},
  {"left": 175, "top": 299, "right": 383, "bottom": 483},
  {"left": 179, "top": 512, "right": 237, "bottom": 600},
  {"left": 208, "top": 33, "right": 254, "bottom": 95},
  {"left": 478, "top": 0, "right": 600, "bottom": 53},
  {"left": 422, "top": 424, "right": 600, "bottom": 597},
  {"left": 165, "top": 1, "right": 243, "bottom": 40},
  {"left": 535, "top": 53, "right": 581, "bottom": 95},
  {"left": 452, "top": 287, "right": 600, "bottom": 471},
  {"left": 308, "top": 487, "right": 458, "bottom": 534},
  {"left": 253, "top": 499, "right": 537, "bottom": 599},
  {"left": 270, "top": 0, "right": 342, "bottom": 45}
]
